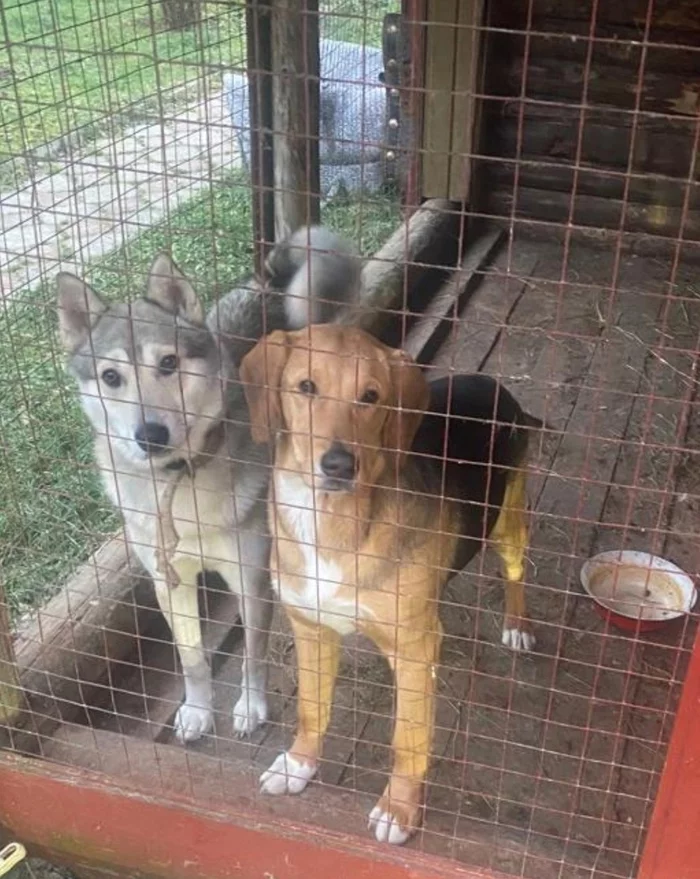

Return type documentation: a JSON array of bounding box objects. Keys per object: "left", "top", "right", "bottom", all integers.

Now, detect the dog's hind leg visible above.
[
  {"left": 154, "top": 573, "right": 213, "bottom": 743},
  {"left": 491, "top": 467, "right": 536, "bottom": 652}
]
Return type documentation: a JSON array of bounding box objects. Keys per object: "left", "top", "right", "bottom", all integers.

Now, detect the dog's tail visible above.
[
  {"left": 265, "top": 225, "right": 361, "bottom": 329},
  {"left": 207, "top": 225, "right": 361, "bottom": 366}
]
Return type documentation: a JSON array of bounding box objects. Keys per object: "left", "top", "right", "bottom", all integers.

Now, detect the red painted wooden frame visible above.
[
  {"left": 0, "top": 751, "right": 510, "bottom": 879},
  {"left": 0, "top": 622, "right": 695, "bottom": 878},
  {"left": 637, "top": 622, "right": 700, "bottom": 879}
]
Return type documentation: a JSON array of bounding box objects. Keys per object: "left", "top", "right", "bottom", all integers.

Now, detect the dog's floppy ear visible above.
[
  {"left": 146, "top": 253, "right": 204, "bottom": 324},
  {"left": 240, "top": 330, "right": 291, "bottom": 444},
  {"left": 56, "top": 273, "right": 107, "bottom": 353},
  {"left": 383, "top": 348, "right": 430, "bottom": 462}
]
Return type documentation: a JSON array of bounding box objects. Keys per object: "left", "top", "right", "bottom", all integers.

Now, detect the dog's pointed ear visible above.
[
  {"left": 56, "top": 272, "right": 107, "bottom": 353},
  {"left": 383, "top": 348, "right": 430, "bottom": 463},
  {"left": 240, "top": 330, "right": 290, "bottom": 444},
  {"left": 146, "top": 253, "right": 204, "bottom": 324}
]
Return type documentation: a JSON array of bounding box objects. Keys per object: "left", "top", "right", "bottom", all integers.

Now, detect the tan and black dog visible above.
[{"left": 240, "top": 324, "right": 540, "bottom": 845}]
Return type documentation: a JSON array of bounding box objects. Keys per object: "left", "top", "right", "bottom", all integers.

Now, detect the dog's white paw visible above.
[
  {"left": 368, "top": 806, "right": 412, "bottom": 846},
  {"left": 502, "top": 626, "right": 536, "bottom": 651},
  {"left": 260, "top": 752, "right": 317, "bottom": 796},
  {"left": 174, "top": 702, "right": 214, "bottom": 743},
  {"left": 233, "top": 690, "right": 269, "bottom": 736}
]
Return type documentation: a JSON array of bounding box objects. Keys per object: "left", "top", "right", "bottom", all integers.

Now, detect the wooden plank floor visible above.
[{"left": 42, "top": 239, "right": 700, "bottom": 879}]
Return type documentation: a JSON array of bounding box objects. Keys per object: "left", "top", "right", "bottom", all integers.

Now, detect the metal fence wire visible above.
[{"left": 0, "top": 2, "right": 699, "bottom": 879}]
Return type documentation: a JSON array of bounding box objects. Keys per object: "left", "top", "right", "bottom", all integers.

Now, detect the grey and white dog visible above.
[{"left": 57, "top": 226, "right": 361, "bottom": 743}]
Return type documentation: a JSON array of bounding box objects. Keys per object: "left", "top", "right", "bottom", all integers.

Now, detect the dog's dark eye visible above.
[
  {"left": 298, "top": 379, "right": 317, "bottom": 395},
  {"left": 159, "top": 354, "right": 179, "bottom": 375},
  {"left": 360, "top": 388, "right": 379, "bottom": 405},
  {"left": 101, "top": 369, "right": 121, "bottom": 388}
]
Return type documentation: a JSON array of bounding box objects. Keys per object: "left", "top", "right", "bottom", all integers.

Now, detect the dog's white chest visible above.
[
  {"left": 274, "top": 474, "right": 362, "bottom": 636},
  {"left": 101, "top": 454, "right": 247, "bottom": 581}
]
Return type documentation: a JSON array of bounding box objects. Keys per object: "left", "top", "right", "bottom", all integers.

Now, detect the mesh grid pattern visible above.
[{"left": 0, "top": 2, "right": 699, "bottom": 878}]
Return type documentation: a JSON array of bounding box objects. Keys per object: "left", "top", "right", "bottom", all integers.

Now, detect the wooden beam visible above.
[
  {"left": 421, "top": 0, "right": 459, "bottom": 198},
  {"left": 630, "top": 621, "right": 700, "bottom": 879},
  {"left": 403, "top": 225, "right": 502, "bottom": 363},
  {"left": 0, "top": 748, "right": 512, "bottom": 879},
  {"left": 271, "top": 0, "right": 320, "bottom": 240},
  {"left": 0, "top": 582, "right": 22, "bottom": 725},
  {"left": 382, "top": 13, "right": 401, "bottom": 192},
  {"left": 400, "top": 0, "right": 427, "bottom": 210},
  {"left": 487, "top": 162, "right": 700, "bottom": 209},
  {"left": 246, "top": 0, "right": 276, "bottom": 272},
  {"left": 487, "top": 186, "right": 700, "bottom": 241},
  {"left": 8, "top": 533, "right": 154, "bottom": 742},
  {"left": 448, "top": 0, "right": 484, "bottom": 201},
  {"left": 342, "top": 198, "right": 462, "bottom": 339}
]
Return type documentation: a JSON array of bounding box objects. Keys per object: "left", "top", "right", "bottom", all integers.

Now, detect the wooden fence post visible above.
[
  {"left": 271, "top": 0, "right": 321, "bottom": 240},
  {"left": 0, "top": 583, "right": 22, "bottom": 724}
]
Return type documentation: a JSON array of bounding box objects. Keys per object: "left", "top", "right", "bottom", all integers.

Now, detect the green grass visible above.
[
  {"left": 0, "top": 174, "right": 400, "bottom": 619},
  {"left": 0, "top": 0, "right": 246, "bottom": 175},
  {"left": 320, "top": 0, "right": 398, "bottom": 45},
  {"left": 0, "top": 0, "right": 400, "bottom": 618},
  {"left": 0, "top": 0, "right": 398, "bottom": 183}
]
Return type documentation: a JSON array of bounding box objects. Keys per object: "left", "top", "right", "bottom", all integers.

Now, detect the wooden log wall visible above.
[{"left": 477, "top": 0, "right": 700, "bottom": 243}]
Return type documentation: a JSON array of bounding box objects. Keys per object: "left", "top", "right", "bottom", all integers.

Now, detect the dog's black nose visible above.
[
  {"left": 320, "top": 443, "right": 357, "bottom": 482},
  {"left": 135, "top": 421, "right": 170, "bottom": 454}
]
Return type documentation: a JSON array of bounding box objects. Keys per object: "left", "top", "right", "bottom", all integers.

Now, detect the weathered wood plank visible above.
[
  {"left": 6, "top": 733, "right": 543, "bottom": 877},
  {"left": 0, "top": 582, "right": 22, "bottom": 724},
  {"left": 245, "top": 0, "right": 276, "bottom": 271},
  {"left": 11, "top": 534, "right": 154, "bottom": 739},
  {"left": 345, "top": 198, "right": 462, "bottom": 338},
  {"left": 489, "top": 0, "right": 700, "bottom": 36},
  {"left": 487, "top": 186, "right": 700, "bottom": 241},
  {"left": 428, "top": 247, "right": 540, "bottom": 377},
  {"left": 448, "top": 0, "right": 484, "bottom": 201},
  {"left": 488, "top": 163, "right": 699, "bottom": 209},
  {"left": 403, "top": 226, "right": 503, "bottom": 363},
  {"left": 400, "top": 0, "right": 428, "bottom": 208},
  {"left": 486, "top": 105, "right": 697, "bottom": 177},
  {"left": 421, "top": 0, "right": 459, "bottom": 198},
  {"left": 491, "top": 54, "right": 700, "bottom": 117},
  {"left": 271, "top": 0, "right": 321, "bottom": 239}
]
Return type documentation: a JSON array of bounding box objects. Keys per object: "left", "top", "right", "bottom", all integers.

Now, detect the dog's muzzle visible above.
[
  {"left": 135, "top": 421, "right": 171, "bottom": 456},
  {"left": 319, "top": 442, "right": 357, "bottom": 491}
]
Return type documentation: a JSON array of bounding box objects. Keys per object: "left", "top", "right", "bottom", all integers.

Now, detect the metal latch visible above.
[{"left": 0, "top": 843, "right": 27, "bottom": 878}]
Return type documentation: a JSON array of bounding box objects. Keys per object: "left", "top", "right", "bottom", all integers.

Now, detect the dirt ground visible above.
[
  {"left": 12, "top": 862, "right": 76, "bottom": 879},
  {"left": 22, "top": 235, "right": 700, "bottom": 879}
]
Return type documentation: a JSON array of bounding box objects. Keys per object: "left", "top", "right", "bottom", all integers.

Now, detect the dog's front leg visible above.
[
  {"left": 260, "top": 613, "right": 341, "bottom": 796},
  {"left": 154, "top": 571, "right": 213, "bottom": 744},
  {"left": 370, "top": 619, "right": 443, "bottom": 845}
]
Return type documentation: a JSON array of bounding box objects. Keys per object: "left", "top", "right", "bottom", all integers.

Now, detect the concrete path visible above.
[{"left": 0, "top": 88, "right": 240, "bottom": 299}]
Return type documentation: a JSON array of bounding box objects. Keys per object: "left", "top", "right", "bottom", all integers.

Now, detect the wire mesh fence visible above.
[{"left": 1, "top": 2, "right": 699, "bottom": 878}]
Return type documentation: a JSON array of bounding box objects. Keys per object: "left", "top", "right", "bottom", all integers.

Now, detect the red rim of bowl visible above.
[{"left": 580, "top": 551, "right": 697, "bottom": 632}]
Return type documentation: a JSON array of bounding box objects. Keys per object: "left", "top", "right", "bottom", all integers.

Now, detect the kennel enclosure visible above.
[{"left": 1, "top": 1, "right": 699, "bottom": 877}]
